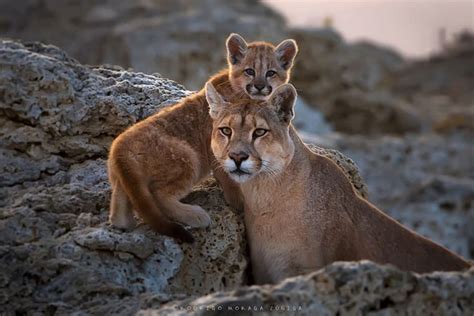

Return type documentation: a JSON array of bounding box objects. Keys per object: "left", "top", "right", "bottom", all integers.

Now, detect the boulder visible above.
[
  {"left": 289, "top": 28, "right": 417, "bottom": 135},
  {"left": 142, "top": 261, "right": 474, "bottom": 316}
]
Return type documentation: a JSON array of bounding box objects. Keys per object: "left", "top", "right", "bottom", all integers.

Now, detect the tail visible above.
[{"left": 114, "top": 159, "right": 194, "bottom": 243}]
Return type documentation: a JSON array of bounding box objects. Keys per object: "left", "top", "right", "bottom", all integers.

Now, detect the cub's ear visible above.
[
  {"left": 226, "top": 33, "right": 248, "bottom": 65},
  {"left": 269, "top": 84, "right": 297, "bottom": 124},
  {"left": 205, "top": 82, "right": 226, "bottom": 119},
  {"left": 275, "top": 39, "right": 298, "bottom": 70}
]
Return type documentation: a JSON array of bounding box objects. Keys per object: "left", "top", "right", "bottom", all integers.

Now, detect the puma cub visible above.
[
  {"left": 206, "top": 82, "right": 471, "bottom": 284},
  {"left": 107, "top": 33, "right": 298, "bottom": 242}
]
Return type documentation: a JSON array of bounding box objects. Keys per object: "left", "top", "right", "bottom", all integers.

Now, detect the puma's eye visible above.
[
  {"left": 266, "top": 70, "right": 276, "bottom": 77},
  {"left": 219, "top": 127, "right": 232, "bottom": 137},
  {"left": 253, "top": 128, "right": 268, "bottom": 138},
  {"left": 244, "top": 68, "right": 255, "bottom": 76}
]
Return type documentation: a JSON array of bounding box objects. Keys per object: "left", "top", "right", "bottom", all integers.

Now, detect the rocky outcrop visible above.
[
  {"left": 288, "top": 28, "right": 422, "bottom": 135},
  {"left": 290, "top": 27, "right": 474, "bottom": 136},
  {"left": 145, "top": 261, "right": 474, "bottom": 316},
  {"left": 0, "top": 40, "right": 369, "bottom": 314}
]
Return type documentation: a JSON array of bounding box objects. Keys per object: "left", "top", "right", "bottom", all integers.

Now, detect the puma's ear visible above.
[
  {"left": 226, "top": 33, "right": 248, "bottom": 66},
  {"left": 275, "top": 39, "right": 298, "bottom": 70},
  {"left": 205, "top": 82, "right": 226, "bottom": 119},
  {"left": 269, "top": 84, "right": 297, "bottom": 124}
]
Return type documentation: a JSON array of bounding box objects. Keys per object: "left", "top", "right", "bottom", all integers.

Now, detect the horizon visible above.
[{"left": 263, "top": 0, "right": 474, "bottom": 58}]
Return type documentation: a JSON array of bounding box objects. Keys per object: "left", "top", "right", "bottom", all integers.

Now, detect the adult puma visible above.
[
  {"left": 206, "top": 82, "right": 471, "bottom": 284},
  {"left": 107, "top": 33, "right": 298, "bottom": 242}
]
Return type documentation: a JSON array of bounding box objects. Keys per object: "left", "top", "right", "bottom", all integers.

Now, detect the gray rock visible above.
[
  {"left": 293, "top": 97, "right": 332, "bottom": 135},
  {"left": 289, "top": 27, "right": 473, "bottom": 136},
  {"left": 140, "top": 261, "right": 474, "bottom": 316}
]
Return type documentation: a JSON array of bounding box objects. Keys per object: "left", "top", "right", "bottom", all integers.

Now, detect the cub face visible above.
[
  {"left": 206, "top": 82, "right": 297, "bottom": 183},
  {"left": 226, "top": 33, "right": 298, "bottom": 100}
]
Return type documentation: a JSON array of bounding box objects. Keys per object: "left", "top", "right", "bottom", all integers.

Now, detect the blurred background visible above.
[{"left": 1, "top": 0, "right": 473, "bottom": 258}]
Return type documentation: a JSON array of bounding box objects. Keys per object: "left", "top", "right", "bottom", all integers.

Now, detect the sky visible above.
[{"left": 263, "top": 0, "right": 474, "bottom": 58}]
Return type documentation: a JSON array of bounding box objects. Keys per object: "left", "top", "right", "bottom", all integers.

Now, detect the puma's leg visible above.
[{"left": 213, "top": 167, "right": 244, "bottom": 211}]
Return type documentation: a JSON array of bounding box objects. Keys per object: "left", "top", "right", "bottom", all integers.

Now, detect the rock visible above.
[
  {"left": 139, "top": 261, "right": 474, "bottom": 315},
  {"left": 290, "top": 28, "right": 473, "bottom": 136},
  {"left": 289, "top": 28, "right": 412, "bottom": 135},
  {"left": 290, "top": 28, "right": 404, "bottom": 96},
  {"left": 388, "top": 50, "right": 474, "bottom": 106},
  {"left": 293, "top": 97, "right": 332, "bottom": 135},
  {"left": 324, "top": 90, "right": 423, "bottom": 135},
  {"left": 0, "top": 40, "right": 368, "bottom": 314},
  {"left": 0, "top": 0, "right": 288, "bottom": 90}
]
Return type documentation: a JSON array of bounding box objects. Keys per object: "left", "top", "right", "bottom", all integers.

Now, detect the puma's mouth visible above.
[
  {"left": 228, "top": 168, "right": 253, "bottom": 183},
  {"left": 230, "top": 169, "right": 251, "bottom": 176}
]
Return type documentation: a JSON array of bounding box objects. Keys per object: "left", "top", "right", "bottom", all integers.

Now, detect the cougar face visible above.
[
  {"left": 226, "top": 34, "right": 298, "bottom": 101},
  {"left": 207, "top": 82, "right": 297, "bottom": 183}
]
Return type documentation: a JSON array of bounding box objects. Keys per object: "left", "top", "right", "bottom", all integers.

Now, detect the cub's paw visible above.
[
  {"left": 174, "top": 204, "right": 211, "bottom": 229},
  {"left": 109, "top": 213, "right": 137, "bottom": 231}
]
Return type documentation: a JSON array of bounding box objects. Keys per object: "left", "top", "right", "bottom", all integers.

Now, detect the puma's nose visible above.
[
  {"left": 254, "top": 83, "right": 265, "bottom": 91},
  {"left": 229, "top": 152, "right": 249, "bottom": 168}
]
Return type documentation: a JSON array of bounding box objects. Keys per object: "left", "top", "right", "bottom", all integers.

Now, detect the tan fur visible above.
[
  {"left": 207, "top": 83, "right": 471, "bottom": 283},
  {"left": 107, "top": 34, "right": 298, "bottom": 242}
]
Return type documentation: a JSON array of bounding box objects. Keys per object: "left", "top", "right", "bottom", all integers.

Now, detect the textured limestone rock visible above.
[
  {"left": 140, "top": 261, "right": 474, "bottom": 316},
  {"left": 0, "top": 40, "right": 367, "bottom": 314}
]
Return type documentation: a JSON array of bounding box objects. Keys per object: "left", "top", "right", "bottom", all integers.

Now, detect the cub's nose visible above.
[
  {"left": 229, "top": 151, "right": 249, "bottom": 168},
  {"left": 254, "top": 83, "right": 265, "bottom": 91}
]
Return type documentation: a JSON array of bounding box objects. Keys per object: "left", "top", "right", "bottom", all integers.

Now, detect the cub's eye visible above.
[
  {"left": 219, "top": 127, "right": 232, "bottom": 137},
  {"left": 244, "top": 68, "right": 255, "bottom": 76},
  {"left": 266, "top": 70, "right": 276, "bottom": 77},
  {"left": 253, "top": 128, "right": 268, "bottom": 138}
]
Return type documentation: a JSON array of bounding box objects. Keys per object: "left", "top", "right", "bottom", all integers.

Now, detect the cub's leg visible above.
[
  {"left": 108, "top": 171, "right": 136, "bottom": 230},
  {"left": 153, "top": 193, "right": 211, "bottom": 228},
  {"left": 118, "top": 136, "right": 211, "bottom": 228},
  {"left": 109, "top": 183, "right": 136, "bottom": 230},
  {"left": 213, "top": 167, "right": 244, "bottom": 211}
]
